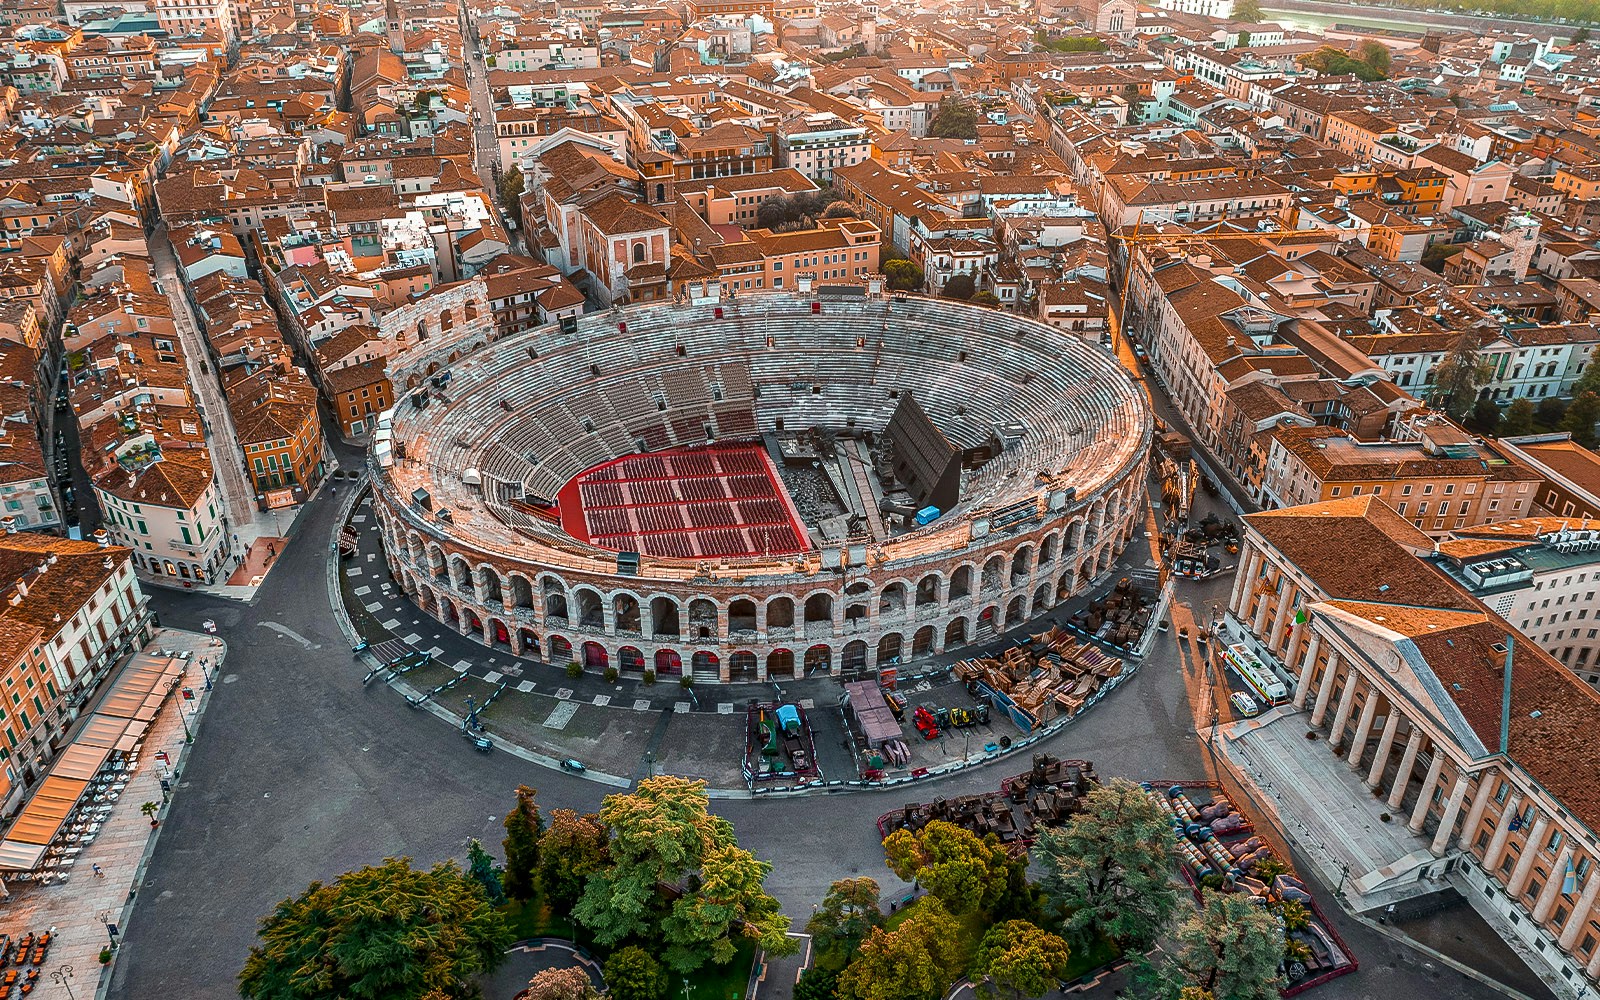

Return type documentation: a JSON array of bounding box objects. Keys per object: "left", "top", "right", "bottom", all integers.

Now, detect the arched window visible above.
[
  {"left": 655, "top": 183, "right": 666, "bottom": 202},
  {"left": 632, "top": 242, "right": 646, "bottom": 264}
]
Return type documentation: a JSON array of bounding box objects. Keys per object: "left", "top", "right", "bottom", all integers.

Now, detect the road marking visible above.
[
  {"left": 717, "top": 703, "right": 734, "bottom": 714},
  {"left": 260, "top": 621, "right": 314, "bottom": 648},
  {"left": 455, "top": 659, "right": 474, "bottom": 673},
  {"left": 404, "top": 633, "right": 423, "bottom": 644},
  {"left": 382, "top": 619, "right": 402, "bottom": 630},
  {"left": 555, "top": 687, "right": 574, "bottom": 700},
  {"left": 544, "top": 702, "right": 578, "bottom": 729},
  {"left": 484, "top": 670, "right": 502, "bottom": 683},
  {"left": 517, "top": 681, "right": 536, "bottom": 693},
  {"left": 346, "top": 567, "right": 362, "bottom": 576},
  {"left": 674, "top": 702, "right": 691, "bottom": 714},
  {"left": 633, "top": 699, "right": 651, "bottom": 711},
  {"left": 365, "top": 603, "right": 383, "bottom": 613},
  {"left": 593, "top": 695, "right": 611, "bottom": 707},
  {"left": 353, "top": 585, "right": 371, "bottom": 596}
]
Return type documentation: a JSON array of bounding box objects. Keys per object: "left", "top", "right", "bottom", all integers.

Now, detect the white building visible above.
[
  {"left": 95, "top": 450, "right": 232, "bottom": 586},
  {"left": 777, "top": 114, "right": 872, "bottom": 183}
]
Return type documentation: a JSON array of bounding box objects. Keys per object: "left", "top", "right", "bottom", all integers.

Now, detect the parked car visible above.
[
  {"left": 1229, "top": 691, "right": 1261, "bottom": 717},
  {"left": 558, "top": 758, "right": 586, "bottom": 773}
]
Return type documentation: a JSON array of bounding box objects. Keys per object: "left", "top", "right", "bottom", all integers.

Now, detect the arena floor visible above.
[{"left": 556, "top": 441, "right": 811, "bottom": 559}]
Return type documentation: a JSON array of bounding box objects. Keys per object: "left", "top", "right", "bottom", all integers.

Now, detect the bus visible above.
[{"left": 1224, "top": 643, "right": 1288, "bottom": 705}]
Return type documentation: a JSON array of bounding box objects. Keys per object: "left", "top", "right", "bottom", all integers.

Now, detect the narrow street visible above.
[
  {"left": 459, "top": 15, "right": 522, "bottom": 252},
  {"left": 148, "top": 222, "right": 258, "bottom": 529}
]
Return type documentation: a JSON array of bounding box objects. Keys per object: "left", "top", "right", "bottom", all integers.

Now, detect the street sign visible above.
[{"left": 181, "top": 687, "right": 195, "bottom": 701}]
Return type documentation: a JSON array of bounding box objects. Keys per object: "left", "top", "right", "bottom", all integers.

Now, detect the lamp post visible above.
[
  {"left": 1335, "top": 862, "right": 1351, "bottom": 898},
  {"left": 50, "top": 965, "right": 75, "bottom": 1000}
]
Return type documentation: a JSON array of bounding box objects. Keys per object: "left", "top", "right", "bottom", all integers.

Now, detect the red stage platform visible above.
[{"left": 557, "top": 443, "right": 810, "bottom": 559}]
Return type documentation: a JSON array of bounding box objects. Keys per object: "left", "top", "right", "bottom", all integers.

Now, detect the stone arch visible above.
[
  {"left": 1039, "top": 532, "right": 1060, "bottom": 566},
  {"left": 804, "top": 644, "right": 831, "bottom": 675},
  {"left": 980, "top": 604, "right": 1000, "bottom": 633},
  {"left": 1057, "top": 569, "right": 1074, "bottom": 600},
  {"left": 844, "top": 580, "right": 872, "bottom": 598},
  {"left": 1010, "top": 545, "right": 1035, "bottom": 586},
  {"left": 508, "top": 573, "right": 535, "bottom": 610},
  {"left": 915, "top": 572, "right": 941, "bottom": 606},
  {"left": 945, "top": 617, "right": 968, "bottom": 647},
  {"left": 574, "top": 587, "right": 605, "bottom": 629},
  {"left": 912, "top": 624, "right": 935, "bottom": 658},
  {"left": 845, "top": 602, "right": 869, "bottom": 623},
  {"left": 544, "top": 588, "right": 569, "bottom": 622},
  {"left": 876, "top": 633, "right": 902, "bottom": 666},
  {"left": 766, "top": 596, "right": 795, "bottom": 630},
  {"left": 439, "top": 594, "right": 459, "bottom": 626},
  {"left": 655, "top": 649, "right": 683, "bottom": 675},
  {"left": 519, "top": 627, "right": 540, "bottom": 656},
  {"left": 414, "top": 583, "right": 436, "bottom": 614},
  {"left": 426, "top": 543, "right": 446, "bottom": 580},
  {"left": 728, "top": 597, "right": 758, "bottom": 634},
  {"left": 691, "top": 650, "right": 720, "bottom": 678},
  {"left": 477, "top": 564, "right": 504, "bottom": 606},
  {"left": 730, "top": 650, "right": 758, "bottom": 681},
  {"left": 879, "top": 581, "right": 909, "bottom": 618},
  {"left": 407, "top": 531, "right": 425, "bottom": 567},
  {"left": 550, "top": 634, "right": 572, "bottom": 662},
  {"left": 486, "top": 617, "right": 510, "bottom": 648},
  {"left": 767, "top": 649, "right": 795, "bottom": 678},
  {"left": 612, "top": 592, "right": 641, "bottom": 634},
  {"left": 448, "top": 555, "right": 471, "bottom": 592},
  {"left": 651, "top": 596, "right": 681, "bottom": 637},
  {"left": 981, "top": 554, "right": 1006, "bottom": 593},
  {"left": 582, "top": 641, "right": 609, "bottom": 669},
  {"left": 1004, "top": 594, "right": 1027, "bottom": 629},
  {"left": 688, "top": 598, "right": 718, "bottom": 640},
  {"left": 1067, "top": 519, "right": 1084, "bottom": 552},
  {"left": 1032, "top": 581, "right": 1052, "bottom": 616},
  {"left": 618, "top": 645, "right": 645, "bottom": 674},
  {"left": 842, "top": 639, "right": 868, "bottom": 672},
  {"left": 803, "top": 592, "right": 834, "bottom": 625},
  {"left": 949, "top": 564, "right": 973, "bottom": 601}
]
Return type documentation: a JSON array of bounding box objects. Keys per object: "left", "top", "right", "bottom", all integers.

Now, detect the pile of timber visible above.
[{"left": 953, "top": 625, "right": 1124, "bottom": 725}]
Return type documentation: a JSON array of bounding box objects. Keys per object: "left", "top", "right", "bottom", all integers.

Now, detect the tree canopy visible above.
[
  {"left": 660, "top": 844, "right": 795, "bottom": 973},
  {"left": 883, "top": 258, "right": 924, "bottom": 292},
  {"left": 1033, "top": 778, "right": 1180, "bottom": 951},
  {"left": 503, "top": 785, "right": 544, "bottom": 903},
  {"left": 838, "top": 898, "right": 968, "bottom": 1000},
  {"left": 941, "top": 273, "right": 977, "bottom": 301},
  {"left": 807, "top": 877, "right": 885, "bottom": 958},
  {"left": 970, "top": 921, "right": 1072, "bottom": 1000},
  {"left": 239, "top": 857, "right": 512, "bottom": 1000},
  {"left": 929, "top": 98, "right": 979, "bottom": 140},
  {"left": 1429, "top": 331, "right": 1495, "bottom": 419},
  {"left": 521, "top": 967, "right": 600, "bottom": 1000},
  {"left": 883, "top": 820, "right": 1013, "bottom": 915},
  {"left": 1135, "top": 891, "right": 1285, "bottom": 1000},
  {"left": 538, "top": 808, "right": 610, "bottom": 915},
  {"left": 1300, "top": 44, "right": 1389, "bottom": 81},
  {"left": 1564, "top": 390, "right": 1600, "bottom": 448},
  {"left": 466, "top": 838, "right": 505, "bottom": 906},
  {"left": 603, "top": 946, "right": 667, "bottom": 1000},
  {"left": 1232, "top": 0, "right": 1264, "bottom": 20},
  {"left": 1499, "top": 398, "right": 1536, "bottom": 437}
]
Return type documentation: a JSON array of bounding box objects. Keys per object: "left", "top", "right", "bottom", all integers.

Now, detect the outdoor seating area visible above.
[
  {"left": 0, "top": 932, "right": 51, "bottom": 993},
  {"left": 6, "top": 754, "right": 139, "bottom": 887}
]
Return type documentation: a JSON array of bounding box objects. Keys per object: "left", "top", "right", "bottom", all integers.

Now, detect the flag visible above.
[
  {"left": 1508, "top": 816, "right": 1523, "bottom": 832},
  {"left": 1565, "top": 859, "right": 1578, "bottom": 896},
  {"left": 1293, "top": 607, "right": 1308, "bottom": 625}
]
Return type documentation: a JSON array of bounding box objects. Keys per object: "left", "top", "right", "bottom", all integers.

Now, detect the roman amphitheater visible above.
[{"left": 366, "top": 289, "right": 1152, "bottom": 683}]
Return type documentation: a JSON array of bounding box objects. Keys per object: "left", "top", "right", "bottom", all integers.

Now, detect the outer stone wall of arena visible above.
[{"left": 366, "top": 291, "right": 1152, "bottom": 683}]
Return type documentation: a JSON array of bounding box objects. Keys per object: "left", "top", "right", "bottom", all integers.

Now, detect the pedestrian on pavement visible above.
[{"left": 92, "top": 863, "right": 104, "bottom": 878}]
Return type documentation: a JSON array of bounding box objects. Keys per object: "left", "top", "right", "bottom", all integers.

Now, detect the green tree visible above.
[
  {"left": 1033, "top": 778, "right": 1180, "bottom": 951},
  {"left": 1135, "top": 891, "right": 1285, "bottom": 1000},
  {"left": 838, "top": 898, "right": 967, "bottom": 1000},
  {"left": 522, "top": 967, "right": 600, "bottom": 1000},
  {"left": 794, "top": 967, "right": 841, "bottom": 1000},
  {"left": 970, "top": 920, "right": 1073, "bottom": 1000},
  {"left": 806, "top": 876, "right": 884, "bottom": 958},
  {"left": 1356, "top": 40, "right": 1391, "bottom": 76},
  {"left": 972, "top": 291, "right": 1003, "bottom": 307},
  {"left": 573, "top": 776, "right": 733, "bottom": 947},
  {"left": 1236, "top": 29, "right": 1250, "bottom": 47},
  {"left": 1572, "top": 26, "right": 1589, "bottom": 45},
  {"left": 498, "top": 166, "right": 525, "bottom": 227},
  {"left": 238, "top": 857, "right": 512, "bottom": 1000},
  {"left": 1576, "top": 348, "right": 1600, "bottom": 397},
  {"left": 1420, "top": 241, "right": 1465, "bottom": 274},
  {"left": 603, "top": 946, "right": 667, "bottom": 1000},
  {"left": 1535, "top": 396, "right": 1569, "bottom": 431},
  {"left": 1232, "top": 0, "right": 1263, "bottom": 20},
  {"left": 929, "top": 98, "right": 979, "bottom": 140},
  {"left": 1500, "top": 398, "right": 1537, "bottom": 437},
  {"left": 466, "top": 838, "right": 505, "bottom": 906},
  {"left": 941, "top": 273, "right": 977, "bottom": 301},
  {"left": 1564, "top": 390, "right": 1600, "bottom": 448},
  {"left": 659, "top": 843, "right": 797, "bottom": 974},
  {"left": 883, "top": 258, "right": 925, "bottom": 291},
  {"left": 538, "top": 809, "right": 610, "bottom": 915},
  {"left": 1429, "top": 331, "right": 1495, "bottom": 419},
  {"left": 502, "top": 785, "right": 544, "bottom": 903},
  {"left": 1468, "top": 397, "right": 1502, "bottom": 434},
  {"left": 821, "top": 200, "right": 858, "bottom": 219},
  {"left": 882, "top": 820, "right": 1012, "bottom": 915}
]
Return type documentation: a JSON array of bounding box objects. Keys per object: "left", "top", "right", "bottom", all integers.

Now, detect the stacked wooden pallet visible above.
[{"left": 953, "top": 626, "right": 1125, "bottom": 726}]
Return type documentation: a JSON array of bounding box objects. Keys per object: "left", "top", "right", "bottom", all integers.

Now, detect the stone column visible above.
[
  {"left": 1268, "top": 585, "right": 1296, "bottom": 655},
  {"left": 1559, "top": 863, "right": 1600, "bottom": 951},
  {"left": 1228, "top": 544, "right": 1255, "bottom": 617},
  {"left": 1457, "top": 778, "right": 1494, "bottom": 853},
  {"left": 1310, "top": 650, "right": 1341, "bottom": 727},
  {"left": 1366, "top": 706, "right": 1403, "bottom": 786},
  {"left": 1251, "top": 577, "right": 1274, "bottom": 636},
  {"left": 1485, "top": 793, "right": 1524, "bottom": 870},
  {"left": 1533, "top": 844, "right": 1575, "bottom": 923},
  {"left": 1387, "top": 728, "right": 1425, "bottom": 810},
  {"left": 1431, "top": 772, "right": 1471, "bottom": 856},
  {"left": 1508, "top": 814, "right": 1551, "bottom": 899},
  {"left": 1408, "top": 752, "right": 1447, "bottom": 834},
  {"left": 1589, "top": 942, "right": 1600, "bottom": 980},
  {"left": 1346, "top": 690, "right": 1381, "bottom": 768},
  {"left": 1326, "top": 671, "right": 1361, "bottom": 752},
  {"left": 1293, "top": 632, "right": 1322, "bottom": 709}
]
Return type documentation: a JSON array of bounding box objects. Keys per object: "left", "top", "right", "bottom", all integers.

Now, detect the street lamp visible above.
[
  {"left": 50, "top": 965, "right": 75, "bottom": 1000},
  {"left": 1335, "top": 862, "right": 1351, "bottom": 898}
]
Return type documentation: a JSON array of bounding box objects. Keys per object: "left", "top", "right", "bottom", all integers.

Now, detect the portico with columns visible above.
[{"left": 1218, "top": 498, "right": 1600, "bottom": 991}]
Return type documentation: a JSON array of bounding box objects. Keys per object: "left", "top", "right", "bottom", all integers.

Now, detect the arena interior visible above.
[{"left": 367, "top": 289, "right": 1153, "bottom": 683}]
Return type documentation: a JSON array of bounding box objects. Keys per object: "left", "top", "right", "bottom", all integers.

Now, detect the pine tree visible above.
[
  {"left": 466, "top": 839, "right": 505, "bottom": 906},
  {"left": 502, "top": 785, "right": 544, "bottom": 903}
]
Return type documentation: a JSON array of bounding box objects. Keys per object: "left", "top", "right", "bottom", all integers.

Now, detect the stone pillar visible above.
[
  {"left": 1559, "top": 863, "right": 1600, "bottom": 951},
  {"left": 1589, "top": 940, "right": 1600, "bottom": 980},
  {"left": 1251, "top": 577, "right": 1274, "bottom": 636},
  {"left": 1268, "top": 585, "right": 1295, "bottom": 655},
  {"left": 1457, "top": 777, "right": 1494, "bottom": 853},
  {"left": 1228, "top": 544, "right": 1255, "bottom": 617},
  {"left": 1508, "top": 814, "right": 1551, "bottom": 899},
  {"left": 1408, "top": 752, "right": 1446, "bottom": 834},
  {"left": 1431, "top": 773, "right": 1471, "bottom": 856},
  {"left": 1326, "top": 671, "right": 1360, "bottom": 752},
  {"left": 1310, "top": 650, "right": 1341, "bottom": 727},
  {"left": 1533, "top": 844, "right": 1575, "bottom": 923},
  {"left": 1366, "top": 708, "right": 1403, "bottom": 788},
  {"left": 1293, "top": 632, "right": 1322, "bottom": 709},
  {"left": 1485, "top": 793, "right": 1524, "bottom": 870},
  {"left": 1346, "top": 690, "right": 1380, "bottom": 768},
  {"left": 1387, "top": 729, "right": 1425, "bottom": 810}
]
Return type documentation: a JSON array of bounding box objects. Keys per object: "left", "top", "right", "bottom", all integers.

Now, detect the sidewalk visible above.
[{"left": 0, "top": 629, "right": 222, "bottom": 1000}]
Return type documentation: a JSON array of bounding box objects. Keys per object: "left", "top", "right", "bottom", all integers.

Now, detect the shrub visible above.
[
  {"left": 566, "top": 661, "right": 583, "bottom": 679},
  {"left": 680, "top": 674, "right": 694, "bottom": 689},
  {"left": 643, "top": 669, "right": 656, "bottom": 685},
  {"left": 604, "top": 666, "right": 619, "bottom": 684}
]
